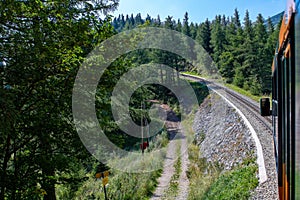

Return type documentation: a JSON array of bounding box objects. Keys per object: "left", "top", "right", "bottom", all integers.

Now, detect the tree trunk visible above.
[
  {"left": 43, "top": 182, "right": 56, "bottom": 200},
  {"left": 0, "top": 135, "right": 11, "bottom": 200},
  {"left": 41, "top": 158, "right": 56, "bottom": 200}
]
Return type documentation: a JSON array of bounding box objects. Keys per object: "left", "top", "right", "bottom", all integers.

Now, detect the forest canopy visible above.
[{"left": 0, "top": 1, "right": 279, "bottom": 199}]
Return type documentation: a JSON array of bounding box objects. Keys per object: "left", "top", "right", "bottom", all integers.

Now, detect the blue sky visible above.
[{"left": 113, "top": 0, "right": 286, "bottom": 23}]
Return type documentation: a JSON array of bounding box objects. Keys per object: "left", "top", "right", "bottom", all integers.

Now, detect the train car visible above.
[{"left": 261, "top": 0, "right": 300, "bottom": 199}]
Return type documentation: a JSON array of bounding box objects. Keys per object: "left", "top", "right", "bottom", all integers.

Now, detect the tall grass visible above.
[
  {"left": 202, "top": 165, "right": 258, "bottom": 200},
  {"left": 162, "top": 140, "right": 182, "bottom": 200},
  {"left": 57, "top": 131, "right": 169, "bottom": 200},
  {"left": 187, "top": 144, "right": 221, "bottom": 200},
  {"left": 187, "top": 143, "right": 258, "bottom": 200},
  {"left": 180, "top": 87, "right": 259, "bottom": 199}
]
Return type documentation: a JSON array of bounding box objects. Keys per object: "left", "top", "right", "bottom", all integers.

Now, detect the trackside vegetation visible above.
[
  {"left": 1, "top": 1, "right": 274, "bottom": 199},
  {"left": 113, "top": 9, "right": 280, "bottom": 96},
  {"left": 187, "top": 143, "right": 258, "bottom": 200}
]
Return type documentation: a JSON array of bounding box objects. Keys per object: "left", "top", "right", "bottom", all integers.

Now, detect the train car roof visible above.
[{"left": 272, "top": 0, "right": 297, "bottom": 74}]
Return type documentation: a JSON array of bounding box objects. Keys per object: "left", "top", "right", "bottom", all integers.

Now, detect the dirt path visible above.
[
  {"left": 176, "top": 124, "right": 190, "bottom": 200},
  {"left": 150, "top": 105, "right": 190, "bottom": 200}
]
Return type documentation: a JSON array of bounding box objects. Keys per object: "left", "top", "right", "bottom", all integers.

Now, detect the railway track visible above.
[
  {"left": 181, "top": 73, "right": 272, "bottom": 132},
  {"left": 182, "top": 73, "right": 279, "bottom": 199},
  {"left": 224, "top": 89, "right": 272, "bottom": 132}
]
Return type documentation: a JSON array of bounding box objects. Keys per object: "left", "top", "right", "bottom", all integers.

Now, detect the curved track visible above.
[
  {"left": 181, "top": 73, "right": 272, "bottom": 132},
  {"left": 225, "top": 89, "right": 272, "bottom": 131},
  {"left": 182, "top": 73, "right": 279, "bottom": 199}
]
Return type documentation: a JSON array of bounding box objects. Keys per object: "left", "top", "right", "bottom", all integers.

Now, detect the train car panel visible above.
[
  {"left": 261, "top": 1, "right": 299, "bottom": 199},
  {"left": 294, "top": 1, "right": 300, "bottom": 199}
]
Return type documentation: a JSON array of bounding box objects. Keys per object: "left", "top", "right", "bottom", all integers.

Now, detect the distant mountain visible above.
[{"left": 266, "top": 11, "right": 284, "bottom": 27}]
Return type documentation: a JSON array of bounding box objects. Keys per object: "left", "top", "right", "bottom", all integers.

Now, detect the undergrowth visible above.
[
  {"left": 57, "top": 131, "right": 169, "bottom": 200},
  {"left": 182, "top": 71, "right": 269, "bottom": 103},
  {"left": 181, "top": 72, "right": 259, "bottom": 199},
  {"left": 187, "top": 144, "right": 221, "bottom": 200},
  {"left": 163, "top": 141, "right": 182, "bottom": 200},
  {"left": 202, "top": 165, "right": 258, "bottom": 200},
  {"left": 187, "top": 144, "right": 258, "bottom": 200}
]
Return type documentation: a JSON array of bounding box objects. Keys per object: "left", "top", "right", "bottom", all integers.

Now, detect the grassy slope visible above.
[
  {"left": 182, "top": 72, "right": 270, "bottom": 102},
  {"left": 183, "top": 78, "right": 259, "bottom": 200}
]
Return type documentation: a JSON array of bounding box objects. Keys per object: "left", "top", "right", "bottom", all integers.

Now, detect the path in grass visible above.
[
  {"left": 150, "top": 105, "right": 189, "bottom": 200},
  {"left": 176, "top": 123, "right": 190, "bottom": 200}
]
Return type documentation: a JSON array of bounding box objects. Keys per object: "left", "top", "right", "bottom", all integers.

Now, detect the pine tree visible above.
[
  {"left": 233, "top": 64, "right": 245, "bottom": 88},
  {"left": 251, "top": 14, "right": 269, "bottom": 94},
  {"left": 233, "top": 8, "right": 241, "bottom": 28},
  {"left": 120, "top": 14, "right": 126, "bottom": 28},
  {"left": 190, "top": 22, "right": 197, "bottom": 39},
  {"left": 221, "top": 15, "right": 228, "bottom": 27},
  {"left": 211, "top": 15, "right": 226, "bottom": 65},
  {"left": 146, "top": 14, "right": 152, "bottom": 22},
  {"left": 135, "top": 13, "right": 144, "bottom": 25},
  {"left": 220, "top": 10, "right": 244, "bottom": 85},
  {"left": 266, "top": 17, "right": 278, "bottom": 57},
  {"left": 239, "top": 9, "right": 256, "bottom": 89},
  {"left": 182, "top": 12, "right": 191, "bottom": 37},
  {"left": 0, "top": 0, "right": 119, "bottom": 199},
  {"left": 264, "top": 17, "right": 278, "bottom": 93},
  {"left": 244, "top": 10, "right": 253, "bottom": 38},
  {"left": 176, "top": 19, "right": 182, "bottom": 32},
  {"left": 130, "top": 14, "right": 135, "bottom": 26},
  {"left": 267, "top": 17, "right": 275, "bottom": 33},
  {"left": 196, "top": 19, "right": 212, "bottom": 54},
  {"left": 155, "top": 15, "right": 161, "bottom": 27},
  {"left": 165, "top": 16, "right": 175, "bottom": 30},
  {"left": 219, "top": 51, "right": 235, "bottom": 83}
]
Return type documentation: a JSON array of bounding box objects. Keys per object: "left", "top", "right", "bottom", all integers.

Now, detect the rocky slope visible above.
[{"left": 192, "top": 94, "right": 256, "bottom": 171}]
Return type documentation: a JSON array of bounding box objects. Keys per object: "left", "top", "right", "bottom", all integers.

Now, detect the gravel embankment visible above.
[
  {"left": 192, "top": 90, "right": 278, "bottom": 199},
  {"left": 222, "top": 89, "right": 278, "bottom": 200},
  {"left": 193, "top": 94, "right": 256, "bottom": 170}
]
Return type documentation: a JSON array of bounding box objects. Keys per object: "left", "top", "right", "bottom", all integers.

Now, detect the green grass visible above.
[
  {"left": 183, "top": 71, "right": 203, "bottom": 76},
  {"left": 225, "top": 83, "right": 270, "bottom": 102},
  {"left": 181, "top": 93, "right": 259, "bottom": 200},
  {"left": 56, "top": 132, "right": 169, "bottom": 200},
  {"left": 182, "top": 71, "right": 271, "bottom": 103},
  {"left": 175, "top": 78, "right": 260, "bottom": 199},
  {"left": 187, "top": 143, "right": 258, "bottom": 200},
  {"left": 187, "top": 144, "right": 221, "bottom": 200},
  {"left": 202, "top": 165, "right": 258, "bottom": 200},
  {"left": 70, "top": 151, "right": 166, "bottom": 200},
  {"left": 188, "top": 81, "right": 210, "bottom": 105},
  {"left": 163, "top": 141, "right": 182, "bottom": 200},
  {"left": 296, "top": 170, "right": 300, "bottom": 199},
  {"left": 105, "top": 132, "right": 169, "bottom": 200},
  {"left": 181, "top": 71, "right": 209, "bottom": 79}
]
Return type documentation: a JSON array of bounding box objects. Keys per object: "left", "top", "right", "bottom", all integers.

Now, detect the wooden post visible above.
[
  {"left": 103, "top": 185, "right": 108, "bottom": 200},
  {"left": 141, "top": 102, "right": 144, "bottom": 155},
  {"left": 96, "top": 171, "right": 109, "bottom": 200}
]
